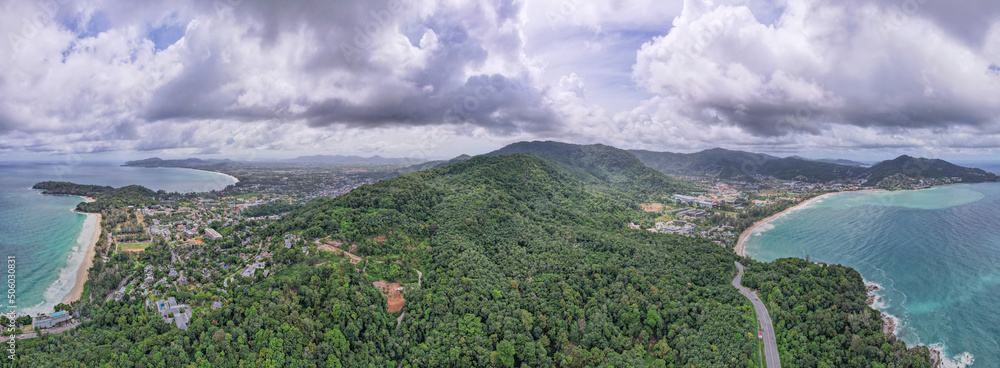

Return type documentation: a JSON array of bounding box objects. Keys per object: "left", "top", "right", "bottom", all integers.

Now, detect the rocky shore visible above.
[{"left": 866, "top": 282, "right": 942, "bottom": 368}]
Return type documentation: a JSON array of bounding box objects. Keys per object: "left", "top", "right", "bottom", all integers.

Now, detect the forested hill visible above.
[
  {"left": 867, "top": 155, "right": 1000, "bottom": 184},
  {"left": 629, "top": 148, "right": 866, "bottom": 182},
  {"left": 33, "top": 181, "right": 159, "bottom": 213},
  {"left": 259, "top": 153, "right": 927, "bottom": 367},
  {"left": 396, "top": 154, "right": 473, "bottom": 174},
  {"left": 14, "top": 154, "right": 931, "bottom": 367},
  {"left": 483, "top": 141, "right": 693, "bottom": 200},
  {"left": 631, "top": 148, "right": 997, "bottom": 185}
]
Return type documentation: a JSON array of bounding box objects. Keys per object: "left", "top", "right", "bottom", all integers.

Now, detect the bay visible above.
[
  {"left": 0, "top": 162, "right": 236, "bottom": 317},
  {"left": 745, "top": 184, "right": 1000, "bottom": 367}
]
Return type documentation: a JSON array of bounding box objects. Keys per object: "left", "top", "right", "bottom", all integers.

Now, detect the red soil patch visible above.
[
  {"left": 368, "top": 235, "right": 387, "bottom": 242},
  {"left": 640, "top": 203, "right": 664, "bottom": 212},
  {"left": 373, "top": 281, "right": 405, "bottom": 313},
  {"left": 124, "top": 249, "right": 145, "bottom": 253}
]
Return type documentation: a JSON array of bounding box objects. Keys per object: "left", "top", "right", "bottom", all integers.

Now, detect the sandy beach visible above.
[
  {"left": 62, "top": 197, "right": 102, "bottom": 304},
  {"left": 735, "top": 191, "right": 845, "bottom": 257},
  {"left": 190, "top": 168, "right": 240, "bottom": 185}
]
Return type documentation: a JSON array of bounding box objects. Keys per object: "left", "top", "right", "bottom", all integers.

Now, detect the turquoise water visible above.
[
  {"left": 0, "top": 162, "right": 236, "bottom": 317},
  {"left": 745, "top": 184, "right": 1000, "bottom": 367}
]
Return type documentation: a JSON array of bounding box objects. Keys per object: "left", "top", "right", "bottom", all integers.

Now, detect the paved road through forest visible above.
[{"left": 733, "top": 261, "right": 782, "bottom": 368}]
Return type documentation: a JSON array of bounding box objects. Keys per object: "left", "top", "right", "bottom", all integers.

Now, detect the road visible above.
[{"left": 733, "top": 261, "right": 782, "bottom": 368}]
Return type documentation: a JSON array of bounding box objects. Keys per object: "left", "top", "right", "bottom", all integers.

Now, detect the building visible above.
[
  {"left": 212, "top": 301, "right": 223, "bottom": 309},
  {"left": 32, "top": 311, "right": 72, "bottom": 329},
  {"left": 673, "top": 194, "right": 716, "bottom": 208},
  {"left": 151, "top": 297, "right": 193, "bottom": 330},
  {"left": 241, "top": 261, "right": 266, "bottom": 278},
  {"left": 204, "top": 228, "right": 223, "bottom": 241}
]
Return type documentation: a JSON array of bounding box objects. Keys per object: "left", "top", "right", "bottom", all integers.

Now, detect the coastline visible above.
[
  {"left": 62, "top": 196, "right": 101, "bottom": 304},
  {"left": 735, "top": 191, "right": 848, "bottom": 257},
  {"left": 742, "top": 188, "right": 960, "bottom": 368},
  {"left": 865, "top": 282, "right": 944, "bottom": 368},
  {"left": 185, "top": 168, "right": 240, "bottom": 185}
]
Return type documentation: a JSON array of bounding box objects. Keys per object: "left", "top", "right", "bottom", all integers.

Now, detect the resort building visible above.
[
  {"left": 150, "top": 297, "right": 193, "bottom": 330},
  {"left": 204, "top": 228, "right": 223, "bottom": 240},
  {"left": 32, "top": 311, "right": 72, "bottom": 329},
  {"left": 672, "top": 195, "right": 716, "bottom": 208}
]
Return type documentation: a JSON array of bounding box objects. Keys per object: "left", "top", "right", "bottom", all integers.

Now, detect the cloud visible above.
[
  {"left": 1, "top": 0, "right": 999, "bottom": 158},
  {"left": 632, "top": 0, "right": 1000, "bottom": 139},
  {"left": 0, "top": 0, "right": 560, "bottom": 155}
]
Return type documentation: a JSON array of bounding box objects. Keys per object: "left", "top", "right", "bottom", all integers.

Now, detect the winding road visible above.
[{"left": 733, "top": 261, "right": 782, "bottom": 368}]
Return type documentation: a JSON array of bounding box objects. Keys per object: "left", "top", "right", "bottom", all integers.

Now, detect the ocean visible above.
[
  {"left": 0, "top": 162, "right": 236, "bottom": 317},
  {"left": 744, "top": 184, "right": 1000, "bottom": 368}
]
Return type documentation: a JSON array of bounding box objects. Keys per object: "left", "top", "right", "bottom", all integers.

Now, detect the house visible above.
[
  {"left": 241, "top": 261, "right": 266, "bottom": 278},
  {"left": 151, "top": 297, "right": 193, "bottom": 330},
  {"left": 32, "top": 311, "right": 72, "bottom": 329},
  {"left": 204, "top": 228, "right": 223, "bottom": 241},
  {"left": 284, "top": 234, "right": 300, "bottom": 249},
  {"left": 212, "top": 301, "right": 223, "bottom": 309}
]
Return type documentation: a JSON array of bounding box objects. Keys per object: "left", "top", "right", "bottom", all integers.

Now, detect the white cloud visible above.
[{"left": 1, "top": 0, "right": 999, "bottom": 159}]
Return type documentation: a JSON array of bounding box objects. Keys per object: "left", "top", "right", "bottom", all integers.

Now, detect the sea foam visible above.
[
  {"left": 929, "top": 343, "right": 975, "bottom": 368},
  {"left": 22, "top": 213, "right": 97, "bottom": 316}
]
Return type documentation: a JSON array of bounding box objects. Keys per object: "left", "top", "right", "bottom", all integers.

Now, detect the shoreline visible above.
[
  {"left": 734, "top": 183, "right": 973, "bottom": 256},
  {"left": 187, "top": 168, "right": 240, "bottom": 185},
  {"left": 735, "top": 191, "right": 851, "bottom": 257},
  {"left": 865, "top": 283, "right": 944, "bottom": 368},
  {"left": 735, "top": 185, "right": 978, "bottom": 367},
  {"left": 62, "top": 196, "right": 102, "bottom": 304}
]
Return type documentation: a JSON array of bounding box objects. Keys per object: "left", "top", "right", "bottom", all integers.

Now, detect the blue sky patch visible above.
[{"left": 148, "top": 24, "right": 187, "bottom": 51}]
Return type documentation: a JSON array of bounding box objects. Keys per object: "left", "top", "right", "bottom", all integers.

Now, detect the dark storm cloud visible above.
[
  {"left": 131, "top": 0, "right": 560, "bottom": 134},
  {"left": 703, "top": 97, "right": 995, "bottom": 138},
  {"left": 302, "top": 74, "right": 559, "bottom": 134},
  {"left": 910, "top": 1, "right": 1000, "bottom": 46}
]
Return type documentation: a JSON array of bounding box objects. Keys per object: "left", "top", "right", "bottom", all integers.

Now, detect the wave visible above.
[
  {"left": 929, "top": 343, "right": 975, "bottom": 368},
  {"left": 751, "top": 223, "right": 775, "bottom": 236},
  {"left": 21, "top": 213, "right": 97, "bottom": 316},
  {"left": 866, "top": 281, "right": 891, "bottom": 309}
]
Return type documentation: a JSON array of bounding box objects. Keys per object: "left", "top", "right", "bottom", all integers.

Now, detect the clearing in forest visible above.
[
  {"left": 640, "top": 203, "right": 663, "bottom": 212},
  {"left": 373, "top": 280, "right": 405, "bottom": 312},
  {"left": 316, "top": 239, "right": 363, "bottom": 264}
]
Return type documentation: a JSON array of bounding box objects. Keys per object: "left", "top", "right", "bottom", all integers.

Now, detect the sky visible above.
[{"left": 1, "top": 0, "right": 999, "bottom": 163}]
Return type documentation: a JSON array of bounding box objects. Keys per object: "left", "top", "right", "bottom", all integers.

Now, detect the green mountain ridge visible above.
[
  {"left": 483, "top": 141, "right": 693, "bottom": 201},
  {"left": 867, "top": 155, "right": 1000, "bottom": 184},
  {"left": 15, "top": 145, "right": 936, "bottom": 367},
  {"left": 630, "top": 148, "right": 997, "bottom": 185}
]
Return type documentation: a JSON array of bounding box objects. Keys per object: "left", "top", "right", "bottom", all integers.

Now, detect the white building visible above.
[{"left": 32, "top": 311, "right": 72, "bottom": 329}]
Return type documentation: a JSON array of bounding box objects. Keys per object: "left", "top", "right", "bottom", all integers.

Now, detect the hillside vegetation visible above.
[
  {"left": 13, "top": 153, "right": 931, "bottom": 368},
  {"left": 631, "top": 148, "right": 997, "bottom": 185}
]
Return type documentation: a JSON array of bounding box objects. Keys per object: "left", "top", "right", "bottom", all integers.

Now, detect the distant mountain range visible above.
[
  {"left": 628, "top": 148, "right": 869, "bottom": 182},
  {"left": 789, "top": 156, "right": 869, "bottom": 167},
  {"left": 128, "top": 143, "right": 999, "bottom": 188},
  {"left": 404, "top": 142, "right": 997, "bottom": 187},
  {"left": 629, "top": 147, "right": 998, "bottom": 185}
]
